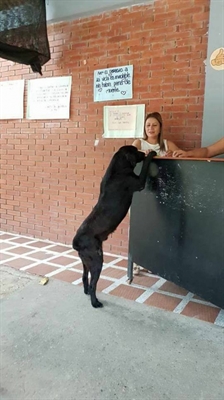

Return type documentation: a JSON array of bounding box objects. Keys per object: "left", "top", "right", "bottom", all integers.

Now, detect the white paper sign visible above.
[
  {"left": 27, "top": 76, "right": 72, "bottom": 119},
  {"left": 108, "top": 106, "right": 137, "bottom": 131},
  {"left": 0, "top": 80, "right": 25, "bottom": 119},
  {"left": 94, "top": 65, "right": 133, "bottom": 102},
  {"left": 103, "top": 104, "right": 145, "bottom": 138}
]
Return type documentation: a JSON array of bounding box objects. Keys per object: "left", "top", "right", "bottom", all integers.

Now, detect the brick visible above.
[{"left": 0, "top": 0, "right": 209, "bottom": 253}]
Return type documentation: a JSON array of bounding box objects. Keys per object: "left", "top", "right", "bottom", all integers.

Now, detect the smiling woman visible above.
[{"left": 132, "top": 112, "right": 182, "bottom": 157}]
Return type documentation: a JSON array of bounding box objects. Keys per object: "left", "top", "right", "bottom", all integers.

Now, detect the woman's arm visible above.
[
  {"left": 132, "top": 139, "right": 141, "bottom": 150},
  {"left": 173, "top": 148, "right": 208, "bottom": 158},
  {"left": 173, "top": 138, "right": 224, "bottom": 158},
  {"left": 167, "top": 140, "right": 182, "bottom": 152},
  {"left": 207, "top": 137, "right": 224, "bottom": 157}
]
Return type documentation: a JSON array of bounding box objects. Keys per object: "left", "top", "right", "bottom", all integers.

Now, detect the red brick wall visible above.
[{"left": 0, "top": 0, "right": 209, "bottom": 255}]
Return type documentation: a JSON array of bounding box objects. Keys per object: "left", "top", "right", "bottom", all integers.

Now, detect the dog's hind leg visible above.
[
  {"left": 82, "top": 264, "right": 89, "bottom": 295},
  {"left": 79, "top": 239, "right": 104, "bottom": 308},
  {"left": 89, "top": 262, "right": 103, "bottom": 308},
  {"left": 88, "top": 243, "right": 103, "bottom": 308}
]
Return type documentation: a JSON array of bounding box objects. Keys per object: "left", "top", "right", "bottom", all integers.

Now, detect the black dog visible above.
[{"left": 72, "top": 145, "right": 156, "bottom": 308}]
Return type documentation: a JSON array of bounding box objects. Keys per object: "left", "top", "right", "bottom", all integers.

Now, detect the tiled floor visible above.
[{"left": 0, "top": 231, "right": 223, "bottom": 327}]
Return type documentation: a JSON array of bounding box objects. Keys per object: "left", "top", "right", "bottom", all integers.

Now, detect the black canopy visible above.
[{"left": 0, "top": 0, "right": 50, "bottom": 74}]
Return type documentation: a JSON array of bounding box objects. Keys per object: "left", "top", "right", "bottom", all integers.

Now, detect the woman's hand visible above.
[
  {"left": 172, "top": 150, "right": 189, "bottom": 158},
  {"left": 164, "top": 150, "right": 173, "bottom": 157}
]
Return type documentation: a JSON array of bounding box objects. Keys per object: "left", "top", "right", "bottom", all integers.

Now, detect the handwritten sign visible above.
[
  {"left": 0, "top": 80, "right": 24, "bottom": 119},
  {"left": 108, "top": 106, "right": 137, "bottom": 131},
  {"left": 27, "top": 76, "right": 72, "bottom": 119},
  {"left": 94, "top": 65, "right": 133, "bottom": 102},
  {"left": 103, "top": 104, "right": 145, "bottom": 138}
]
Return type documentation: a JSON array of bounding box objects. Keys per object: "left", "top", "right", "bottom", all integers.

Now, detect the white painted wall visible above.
[
  {"left": 46, "top": 0, "right": 153, "bottom": 22},
  {"left": 202, "top": 0, "right": 224, "bottom": 148}
]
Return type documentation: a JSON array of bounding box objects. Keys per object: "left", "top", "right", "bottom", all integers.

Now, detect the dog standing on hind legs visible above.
[{"left": 72, "top": 145, "right": 156, "bottom": 308}]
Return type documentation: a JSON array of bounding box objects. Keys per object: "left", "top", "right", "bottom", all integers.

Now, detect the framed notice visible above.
[
  {"left": 0, "top": 80, "right": 25, "bottom": 119},
  {"left": 94, "top": 65, "right": 133, "bottom": 102},
  {"left": 26, "top": 76, "right": 72, "bottom": 119},
  {"left": 103, "top": 104, "right": 145, "bottom": 138}
]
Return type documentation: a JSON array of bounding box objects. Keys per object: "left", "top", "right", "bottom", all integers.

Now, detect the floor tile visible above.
[
  {"left": 0, "top": 243, "right": 17, "bottom": 251},
  {"left": 104, "top": 254, "right": 118, "bottom": 263},
  {"left": 102, "top": 267, "right": 127, "bottom": 279},
  {"left": 26, "top": 264, "right": 59, "bottom": 276},
  {"left": 5, "top": 247, "right": 33, "bottom": 256},
  {"left": 67, "top": 250, "right": 79, "bottom": 257},
  {"left": 0, "top": 253, "right": 15, "bottom": 262},
  {"left": 181, "top": 302, "right": 220, "bottom": 323},
  {"left": 28, "top": 241, "right": 53, "bottom": 249},
  {"left": 97, "top": 279, "right": 115, "bottom": 291},
  {"left": 52, "top": 270, "right": 82, "bottom": 283},
  {"left": 48, "top": 245, "right": 70, "bottom": 253},
  {"left": 28, "top": 251, "right": 55, "bottom": 261},
  {"left": 0, "top": 234, "right": 15, "bottom": 240},
  {"left": 114, "top": 259, "right": 128, "bottom": 267},
  {"left": 144, "top": 293, "right": 182, "bottom": 311},
  {"left": 4, "top": 258, "right": 35, "bottom": 269},
  {"left": 133, "top": 275, "right": 160, "bottom": 288},
  {"left": 10, "top": 237, "right": 34, "bottom": 245},
  {"left": 0, "top": 231, "right": 223, "bottom": 327},
  {"left": 159, "top": 281, "right": 188, "bottom": 296},
  {"left": 69, "top": 262, "right": 83, "bottom": 271},
  {"left": 109, "top": 284, "right": 145, "bottom": 301},
  {"left": 78, "top": 278, "right": 113, "bottom": 292},
  {"left": 49, "top": 256, "right": 74, "bottom": 266}
]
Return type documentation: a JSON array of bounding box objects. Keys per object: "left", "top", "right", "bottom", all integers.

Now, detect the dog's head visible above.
[{"left": 117, "top": 145, "right": 145, "bottom": 168}]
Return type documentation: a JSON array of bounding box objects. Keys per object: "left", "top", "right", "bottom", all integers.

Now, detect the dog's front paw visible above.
[
  {"left": 84, "top": 287, "right": 90, "bottom": 295},
  {"left": 91, "top": 299, "right": 103, "bottom": 308}
]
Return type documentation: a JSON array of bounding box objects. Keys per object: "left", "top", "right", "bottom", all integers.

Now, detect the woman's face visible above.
[{"left": 145, "top": 117, "right": 160, "bottom": 141}]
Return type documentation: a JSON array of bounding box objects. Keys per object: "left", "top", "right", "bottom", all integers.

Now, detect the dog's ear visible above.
[
  {"left": 125, "top": 151, "right": 138, "bottom": 167},
  {"left": 117, "top": 145, "right": 141, "bottom": 167}
]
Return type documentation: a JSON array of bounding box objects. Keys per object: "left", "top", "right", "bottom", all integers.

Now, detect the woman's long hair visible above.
[{"left": 143, "top": 112, "right": 165, "bottom": 152}]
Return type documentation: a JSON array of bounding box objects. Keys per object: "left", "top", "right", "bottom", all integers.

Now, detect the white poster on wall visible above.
[
  {"left": 94, "top": 65, "right": 133, "bottom": 102},
  {"left": 0, "top": 80, "right": 25, "bottom": 119},
  {"left": 103, "top": 104, "right": 145, "bottom": 138},
  {"left": 26, "top": 76, "right": 72, "bottom": 119}
]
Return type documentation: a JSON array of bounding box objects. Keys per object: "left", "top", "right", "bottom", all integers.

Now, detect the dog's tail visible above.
[{"left": 72, "top": 234, "right": 80, "bottom": 251}]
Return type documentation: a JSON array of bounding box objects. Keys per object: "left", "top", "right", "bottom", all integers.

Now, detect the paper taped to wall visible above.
[
  {"left": 103, "top": 104, "right": 145, "bottom": 138},
  {"left": 94, "top": 65, "right": 133, "bottom": 102},
  {"left": 0, "top": 80, "right": 25, "bottom": 119},
  {"left": 26, "top": 76, "right": 72, "bottom": 119}
]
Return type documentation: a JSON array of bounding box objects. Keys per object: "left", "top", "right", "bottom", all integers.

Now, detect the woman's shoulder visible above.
[{"left": 132, "top": 139, "right": 141, "bottom": 149}]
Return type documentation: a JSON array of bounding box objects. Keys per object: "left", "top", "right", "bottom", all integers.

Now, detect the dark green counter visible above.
[{"left": 128, "top": 158, "right": 224, "bottom": 309}]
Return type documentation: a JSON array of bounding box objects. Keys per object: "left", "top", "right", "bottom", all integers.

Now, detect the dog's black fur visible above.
[{"left": 72, "top": 145, "right": 156, "bottom": 308}]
